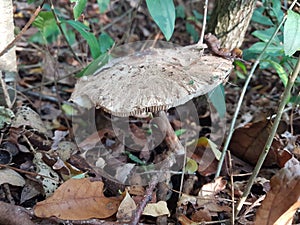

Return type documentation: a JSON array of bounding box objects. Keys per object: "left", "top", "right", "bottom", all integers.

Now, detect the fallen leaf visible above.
[
  {"left": 229, "top": 120, "right": 281, "bottom": 166},
  {"left": 254, "top": 158, "right": 300, "bottom": 225},
  {"left": 0, "top": 168, "right": 25, "bottom": 186},
  {"left": 128, "top": 185, "right": 145, "bottom": 196},
  {"left": 178, "top": 193, "right": 197, "bottom": 206},
  {"left": 191, "top": 208, "right": 212, "bottom": 222},
  {"left": 34, "top": 178, "right": 122, "bottom": 220},
  {"left": 142, "top": 201, "right": 170, "bottom": 217},
  {"left": 11, "top": 106, "right": 51, "bottom": 137},
  {"left": 34, "top": 152, "right": 60, "bottom": 197},
  {"left": 116, "top": 190, "right": 136, "bottom": 222},
  {"left": 177, "top": 214, "right": 198, "bottom": 225},
  {"left": 197, "top": 177, "right": 228, "bottom": 212},
  {"left": 21, "top": 179, "right": 44, "bottom": 204},
  {"left": 274, "top": 200, "right": 300, "bottom": 225}
]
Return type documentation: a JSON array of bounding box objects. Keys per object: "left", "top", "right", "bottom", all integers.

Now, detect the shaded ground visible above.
[{"left": 0, "top": 1, "right": 299, "bottom": 224}]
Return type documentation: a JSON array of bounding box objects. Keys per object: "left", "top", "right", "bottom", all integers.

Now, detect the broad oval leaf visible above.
[
  {"left": 34, "top": 178, "right": 121, "bottom": 220},
  {"left": 252, "top": 27, "right": 281, "bottom": 44},
  {"left": 146, "top": 0, "right": 175, "bottom": 41},
  {"left": 284, "top": 10, "right": 300, "bottom": 56}
]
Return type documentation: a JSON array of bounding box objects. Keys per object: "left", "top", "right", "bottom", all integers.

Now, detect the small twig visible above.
[
  {"left": 227, "top": 151, "right": 235, "bottom": 225},
  {"left": 0, "top": 2, "right": 44, "bottom": 57},
  {"left": 197, "top": 0, "right": 209, "bottom": 47},
  {"left": 0, "top": 71, "right": 12, "bottom": 108},
  {"left": 215, "top": 0, "right": 299, "bottom": 178},
  {"left": 178, "top": 146, "right": 187, "bottom": 198},
  {"left": 129, "top": 175, "right": 158, "bottom": 225},
  {"left": 236, "top": 49, "right": 300, "bottom": 217}
]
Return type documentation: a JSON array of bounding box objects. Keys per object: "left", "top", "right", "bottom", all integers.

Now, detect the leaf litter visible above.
[{"left": 1, "top": 1, "right": 300, "bottom": 224}]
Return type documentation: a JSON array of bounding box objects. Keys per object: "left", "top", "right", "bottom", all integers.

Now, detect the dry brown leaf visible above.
[
  {"left": 274, "top": 200, "right": 300, "bottom": 225},
  {"left": 191, "top": 208, "right": 212, "bottom": 222},
  {"left": 254, "top": 158, "right": 300, "bottom": 225},
  {"left": 0, "top": 168, "right": 25, "bottom": 186},
  {"left": 229, "top": 120, "right": 281, "bottom": 166},
  {"left": 116, "top": 190, "right": 136, "bottom": 222},
  {"left": 34, "top": 178, "right": 122, "bottom": 220},
  {"left": 195, "top": 178, "right": 230, "bottom": 215},
  {"left": 177, "top": 214, "right": 198, "bottom": 225},
  {"left": 142, "top": 201, "right": 170, "bottom": 217},
  {"left": 197, "top": 177, "right": 227, "bottom": 207}
]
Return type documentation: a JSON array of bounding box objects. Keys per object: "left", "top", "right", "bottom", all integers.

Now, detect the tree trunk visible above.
[
  {"left": 208, "top": 0, "right": 256, "bottom": 49},
  {"left": 0, "top": 0, "right": 17, "bottom": 107}
]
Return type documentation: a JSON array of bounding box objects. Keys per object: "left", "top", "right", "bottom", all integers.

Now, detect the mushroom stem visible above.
[
  {"left": 129, "top": 111, "right": 185, "bottom": 225},
  {"left": 157, "top": 111, "right": 185, "bottom": 156}
]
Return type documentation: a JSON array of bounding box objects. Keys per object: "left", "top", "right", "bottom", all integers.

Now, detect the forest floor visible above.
[{"left": 0, "top": 1, "right": 299, "bottom": 225}]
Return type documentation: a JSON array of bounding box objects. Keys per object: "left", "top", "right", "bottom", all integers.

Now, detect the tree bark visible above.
[
  {"left": 0, "top": 0, "right": 17, "bottom": 106},
  {"left": 208, "top": 0, "right": 257, "bottom": 49}
]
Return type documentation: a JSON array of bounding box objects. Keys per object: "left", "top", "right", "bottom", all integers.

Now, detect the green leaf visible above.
[
  {"left": 146, "top": 0, "right": 175, "bottom": 41},
  {"left": 284, "top": 10, "right": 300, "bottom": 56},
  {"left": 62, "top": 103, "right": 78, "bottom": 116},
  {"left": 174, "top": 129, "right": 186, "bottom": 137},
  {"left": 265, "top": 60, "right": 288, "bottom": 87},
  {"left": 98, "top": 32, "right": 114, "bottom": 53},
  {"left": 192, "top": 10, "right": 203, "bottom": 20},
  {"left": 186, "top": 22, "right": 199, "bottom": 42},
  {"left": 251, "top": 9, "right": 274, "bottom": 26},
  {"left": 32, "top": 11, "right": 60, "bottom": 43},
  {"left": 175, "top": 5, "right": 185, "bottom": 19},
  {"left": 271, "top": 0, "right": 284, "bottom": 23},
  {"left": 244, "top": 42, "right": 283, "bottom": 59},
  {"left": 234, "top": 60, "right": 247, "bottom": 74},
  {"left": 207, "top": 138, "right": 221, "bottom": 160},
  {"left": 185, "top": 158, "right": 198, "bottom": 174},
  {"left": 76, "top": 53, "right": 110, "bottom": 77},
  {"left": 71, "top": 0, "right": 87, "bottom": 20},
  {"left": 252, "top": 27, "right": 281, "bottom": 44},
  {"left": 64, "top": 20, "right": 101, "bottom": 59},
  {"left": 125, "top": 151, "right": 146, "bottom": 165},
  {"left": 97, "top": 0, "right": 110, "bottom": 13},
  {"left": 208, "top": 84, "right": 226, "bottom": 118}
]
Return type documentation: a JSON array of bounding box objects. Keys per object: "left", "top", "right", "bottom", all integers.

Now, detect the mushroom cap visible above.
[{"left": 70, "top": 42, "right": 233, "bottom": 117}]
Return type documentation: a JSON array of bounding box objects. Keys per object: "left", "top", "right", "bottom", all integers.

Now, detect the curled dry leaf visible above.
[
  {"left": 196, "top": 177, "right": 230, "bottom": 214},
  {"left": 229, "top": 120, "right": 283, "bottom": 166},
  {"left": 142, "top": 201, "right": 170, "bottom": 217},
  {"left": 116, "top": 190, "right": 136, "bottom": 222},
  {"left": 34, "top": 178, "right": 122, "bottom": 220},
  {"left": 254, "top": 158, "right": 300, "bottom": 225}
]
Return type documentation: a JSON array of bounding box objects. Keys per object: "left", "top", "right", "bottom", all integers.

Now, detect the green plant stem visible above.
[
  {"left": 49, "top": 0, "right": 83, "bottom": 66},
  {"left": 236, "top": 54, "right": 300, "bottom": 217},
  {"left": 215, "top": 0, "right": 298, "bottom": 178}
]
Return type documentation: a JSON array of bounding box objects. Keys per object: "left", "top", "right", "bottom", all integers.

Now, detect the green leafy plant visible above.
[
  {"left": 31, "top": 2, "right": 114, "bottom": 61},
  {"left": 146, "top": 0, "right": 175, "bottom": 41},
  {"left": 244, "top": 0, "right": 300, "bottom": 101}
]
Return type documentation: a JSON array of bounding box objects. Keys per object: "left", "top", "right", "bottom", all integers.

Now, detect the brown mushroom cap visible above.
[{"left": 70, "top": 43, "right": 233, "bottom": 117}]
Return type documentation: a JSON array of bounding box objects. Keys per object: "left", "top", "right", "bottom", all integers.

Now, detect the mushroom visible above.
[
  {"left": 71, "top": 42, "right": 232, "bottom": 117},
  {"left": 70, "top": 41, "right": 232, "bottom": 185}
]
